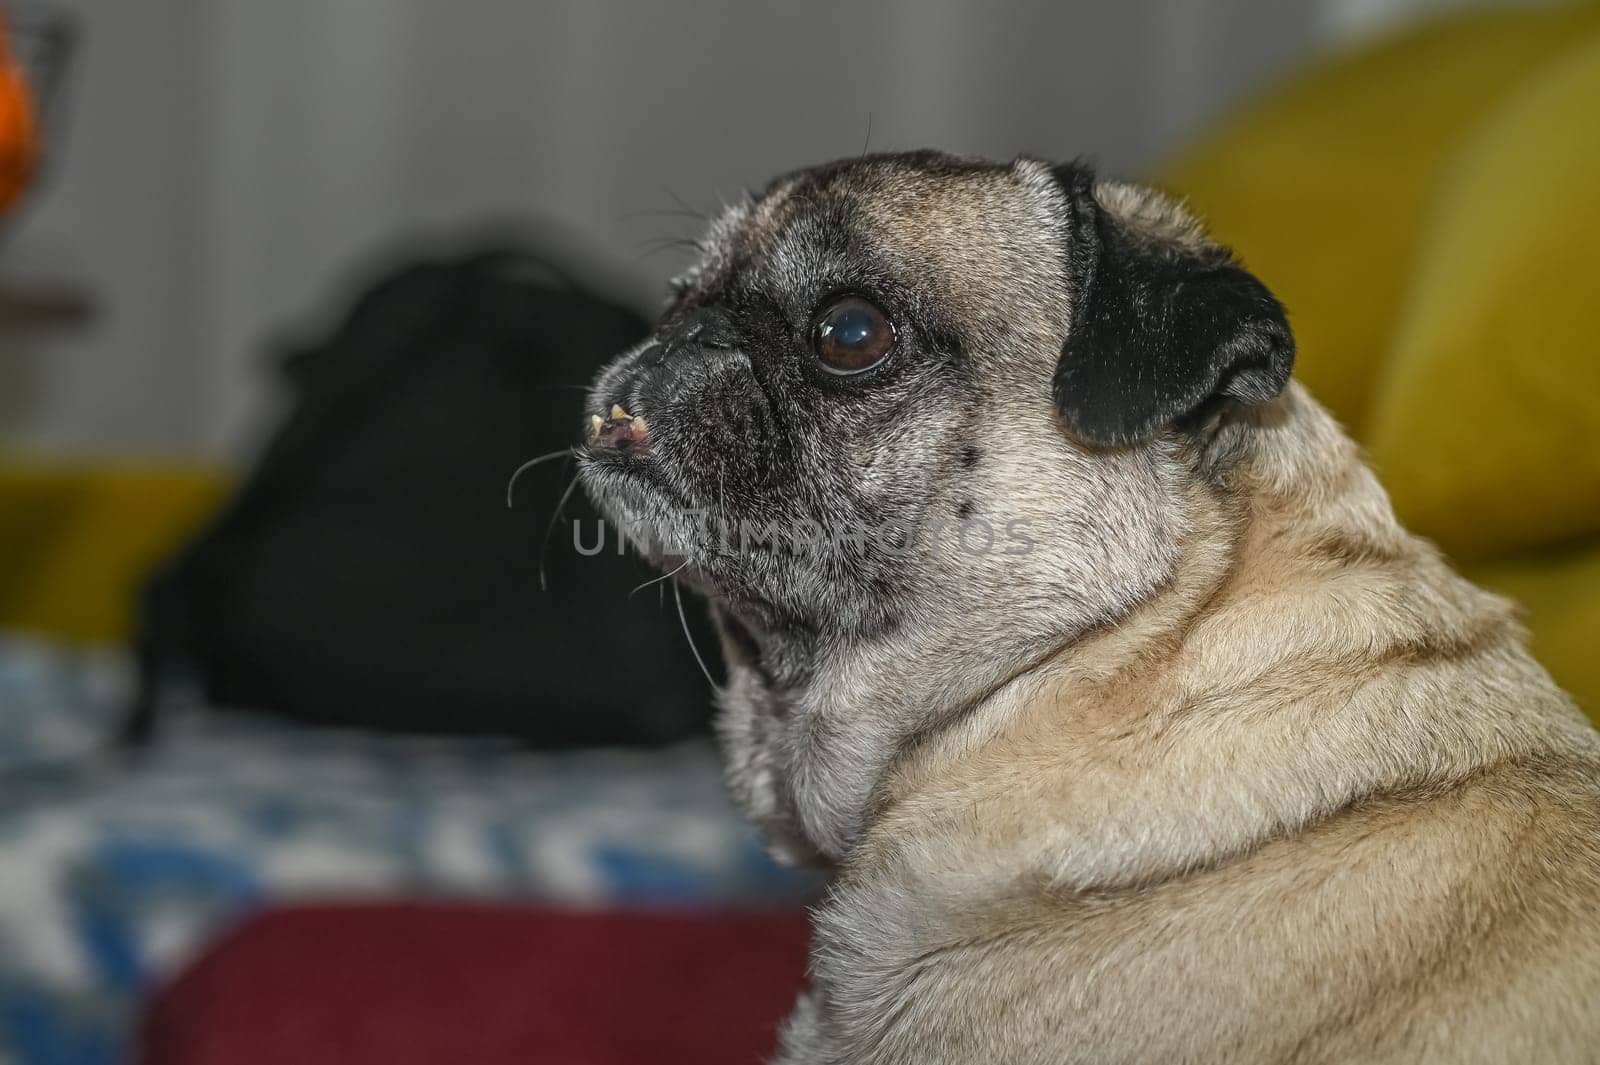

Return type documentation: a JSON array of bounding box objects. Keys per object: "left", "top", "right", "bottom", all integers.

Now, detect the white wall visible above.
[{"left": 0, "top": 0, "right": 1494, "bottom": 461}]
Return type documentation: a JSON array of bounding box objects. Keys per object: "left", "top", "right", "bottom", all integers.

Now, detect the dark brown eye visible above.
[{"left": 812, "top": 295, "right": 895, "bottom": 375}]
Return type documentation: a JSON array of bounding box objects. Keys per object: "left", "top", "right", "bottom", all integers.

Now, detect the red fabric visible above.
[{"left": 137, "top": 904, "right": 811, "bottom": 1065}]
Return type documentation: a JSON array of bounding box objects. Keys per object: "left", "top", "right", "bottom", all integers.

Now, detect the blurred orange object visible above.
[{"left": 0, "top": 10, "right": 38, "bottom": 215}]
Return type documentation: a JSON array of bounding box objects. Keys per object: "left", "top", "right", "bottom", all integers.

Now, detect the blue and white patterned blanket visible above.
[{"left": 0, "top": 633, "right": 813, "bottom": 1065}]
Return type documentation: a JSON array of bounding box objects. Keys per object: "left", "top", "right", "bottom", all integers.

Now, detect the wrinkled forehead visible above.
[{"left": 681, "top": 156, "right": 1070, "bottom": 328}]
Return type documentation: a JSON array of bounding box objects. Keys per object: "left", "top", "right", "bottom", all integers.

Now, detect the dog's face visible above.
[{"left": 579, "top": 151, "right": 1292, "bottom": 862}]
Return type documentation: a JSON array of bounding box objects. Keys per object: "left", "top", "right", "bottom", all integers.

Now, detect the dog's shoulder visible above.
[{"left": 803, "top": 745, "right": 1600, "bottom": 1064}]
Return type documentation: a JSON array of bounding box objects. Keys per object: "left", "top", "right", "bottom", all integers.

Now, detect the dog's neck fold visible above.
[{"left": 765, "top": 386, "right": 1576, "bottom": 883}]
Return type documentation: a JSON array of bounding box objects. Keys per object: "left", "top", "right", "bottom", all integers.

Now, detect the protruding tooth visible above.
[
  {"left": 590, "top": 414, "right": 604, "bottom": 436},
  {"left": 610, "top": 404, "right": 629, "bottom": 420},
  {"left": 631, "top": 415, "right": 649, "bottom": 435}
]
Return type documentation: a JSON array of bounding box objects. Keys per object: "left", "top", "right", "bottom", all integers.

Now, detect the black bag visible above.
[{"left": 131, "top": 246, "right": 715, "bottom": 746}]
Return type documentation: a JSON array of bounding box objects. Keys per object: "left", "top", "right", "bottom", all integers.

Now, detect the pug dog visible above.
[{"left": 578, "top": 151, "right": 1600, "bottom": 1064}]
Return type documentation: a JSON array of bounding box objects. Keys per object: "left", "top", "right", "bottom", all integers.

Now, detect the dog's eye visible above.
[{"left": 812, "top": 295, "right": 895, "bottom": 375}]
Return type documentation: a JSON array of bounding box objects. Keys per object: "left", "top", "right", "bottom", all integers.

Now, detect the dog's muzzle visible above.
[{"left": 585, "top": 306, "right": 739, "bottom": 459}]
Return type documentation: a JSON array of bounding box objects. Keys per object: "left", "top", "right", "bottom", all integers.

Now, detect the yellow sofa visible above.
[{"left": 0, "top": 463, "right": 225, "bottom": 642}]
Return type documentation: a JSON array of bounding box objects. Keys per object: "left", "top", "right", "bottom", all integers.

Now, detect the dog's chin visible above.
[{"left": 578, "top": 452, "right": 726, "bottom": 592}]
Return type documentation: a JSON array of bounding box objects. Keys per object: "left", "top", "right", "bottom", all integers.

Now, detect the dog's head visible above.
[{"left": 579, "top": 151, "right": 1292, "bottom": 862}]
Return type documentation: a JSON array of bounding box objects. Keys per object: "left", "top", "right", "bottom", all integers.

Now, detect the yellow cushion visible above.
[
  {"left": 0, "top": 463, "right": 227, "bottom": 642},
  {"left": 1366, "top": 30, "right": 1600, "bottom": 562},
  {"left": 1160, "top": 4, "right": 1600, "bottom": 432},
  {"left": 1468, "top": 541, "right": 1600, "bottom": 723}
]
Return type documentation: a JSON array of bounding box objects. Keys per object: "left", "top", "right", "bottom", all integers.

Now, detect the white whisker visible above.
[
  {"left": 506, "top": 448, "right": 577, "bottom": 508},
  {"left": 539, "top": 473, "right": 581, "bottom": 592},
  {"left": 674, "top": 578, "right": 719, "bottom": 692},
  {"left": 631, "top": 557, "right": 691, "bottom": 597}
]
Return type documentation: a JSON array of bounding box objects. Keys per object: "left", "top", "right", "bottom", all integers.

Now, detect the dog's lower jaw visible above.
[{"left": 713, "top": 486, "right": 1193, "bottom": 864}]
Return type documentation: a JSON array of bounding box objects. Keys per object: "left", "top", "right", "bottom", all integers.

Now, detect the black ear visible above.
[{"left": 1051, "top": 165, "right": 1294, "bottom": 447}]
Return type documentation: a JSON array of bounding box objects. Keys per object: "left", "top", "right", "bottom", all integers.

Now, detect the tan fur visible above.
[
  {"left": 786, "top": 386, "right": 1600, "bottom": 1063},
  {"left": 1093, "top": 179, "right": 1212, "bottom": 253}
]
